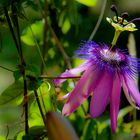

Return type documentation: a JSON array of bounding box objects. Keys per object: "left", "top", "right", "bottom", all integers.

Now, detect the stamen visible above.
[
  {"left": 111, "top": 5, "right": 118, "bottom": 21},
  {"left": 121, "top": 12, "right": 129, "bottom": 25}
]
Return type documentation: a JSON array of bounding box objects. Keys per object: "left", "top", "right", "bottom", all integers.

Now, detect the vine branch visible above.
[
  {"left": 34, "top": 90, "right": 46, "bottom": 125},
  {"left": 0, "top": 65, "right": 14, "bottom": 72},
  {"left": 4, "top": 6, "right": 29, "bottom": 134},
  {"left": 4, "top": 7, "right": 21, "bottom": 61},
  {"left": 49, "top": 26, "right": 72, "bottom": 69},
  {"left": 88, "top": 0, "right": 107, "bottom": 41}
]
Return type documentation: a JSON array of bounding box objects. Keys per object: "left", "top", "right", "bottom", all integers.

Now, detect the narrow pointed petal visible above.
[
  {"left": 62, "top": 66, "right": 102, "bottom": 116},
  {"left": 122, "top": 79, "right": 140, "bottom": 109},
  {"left": 123, "top": 74, "right": 140, "bottom": 107},
  {"left": 54, "top": 62, "right": 88, "bottom": 86},
  {"left": 90, "top": 71, "right": 113, "bottom": 118},
  {"left": 110, "top": 74, "right": 121, "bottom": 133}
]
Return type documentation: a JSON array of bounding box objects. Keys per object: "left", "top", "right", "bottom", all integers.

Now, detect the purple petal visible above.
[
  {"left": 122, "top": 79, "right": 140, "bottom": 109},
  {"left": 110, "top": 74, "right": 121, "bottom": 133},
  {"left": 62, "top": 65, "right": 102, "bottom": 116},
  {"left": 90, "top": 71, "right": 113, "bottom": 118},
  {"left": 54, "top": 62, "right": 88, "bottom": 86},
  {"left": 123, "top": 74, "right": 140, "bottom": 107}
]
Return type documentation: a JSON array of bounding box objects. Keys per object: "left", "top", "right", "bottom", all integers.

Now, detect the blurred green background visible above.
[{"left": 0, "top": 0, "right": 140, "bottom": 139}]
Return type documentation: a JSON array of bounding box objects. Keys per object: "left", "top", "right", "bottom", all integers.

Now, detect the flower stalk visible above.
[{"left": 111, "top": 30, "right": 121, "bottom": 48}]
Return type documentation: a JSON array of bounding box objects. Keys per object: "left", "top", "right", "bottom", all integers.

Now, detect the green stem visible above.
[
  {"left": 111, "top": 30, "right": 121, "bottom": 48},
  {"left": 36, "top": 0, "right": 49, "bottom": 115},
  {"left": 11, "top": 3, "right": 25, "bottom": 65},
  {"left": 4, "top": 6, "right": 29, "bottom": 134},
  {"left": 35, "top": 0, "right": 48, "bottom": 75},
  {"left": 49, "top": 26, "right": 72, "bottom": 69},
  {"left": 88, "top": 0, "right": 107, "bottom": 40},
  {"left": 22, "top": 6, "right": 47, "bottom": 73},
  {"left": 4, "top": 7, "right": 21, "bottom": 61},
  {"left": 23, "top": 73, "right": 29, "bottom": 134},
  {"left": 133, "top": 109, "right": 137, "bottom": 121},
  {"left": 41, "top": 20, "right": 48, "bottom": 74},
  {"left": 34, "top": 90, "right": 46, "bottom": 125},
  {"left": 41, "top": 1, "right": 48, "bottom": 75},
  {"left": 5, "top": 125, "right": 9, "bottom": 139},
  {"left": 14, "top": 12, "right": 25, "bottom": 65},
  {"left": 14, "top": 11, "right": 29, "bottom": 134},
  {"left": 0, "top": 65, "right": 14, "bottom": 72}
]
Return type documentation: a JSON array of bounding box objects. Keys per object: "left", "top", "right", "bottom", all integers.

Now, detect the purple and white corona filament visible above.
[{"left": 54, "top": 5, "right": 140, "bottom": 133}]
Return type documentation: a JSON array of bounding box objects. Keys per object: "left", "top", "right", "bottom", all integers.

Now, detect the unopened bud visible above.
[{"left": 46, "top": 112, "right": 79, "bottom": 140}]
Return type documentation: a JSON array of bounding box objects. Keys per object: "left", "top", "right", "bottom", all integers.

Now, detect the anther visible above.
[
  {"left": 111, "top": 5, "right": 118, "bottom": 21},
  {"left": 121, "top": 12, "right": 129, "bottom": 24}
]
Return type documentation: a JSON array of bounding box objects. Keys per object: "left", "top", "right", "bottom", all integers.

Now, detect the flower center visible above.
[{"left": 100, "top": 49, "right": 121, "bottom": 63}]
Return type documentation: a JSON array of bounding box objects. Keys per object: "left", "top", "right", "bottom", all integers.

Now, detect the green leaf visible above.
[
  {"left": 22, "top": 135, "right": 34, "bottom": 140},
  {"left": 21, "top": 21, "right": 44, "bottom": 46},
  {"left": 21, "top": 126, "right": 47, "bottom": 140},
  {"left": 58, "top": 11, "right": 65, "bottom": 27},
  {"left": 13, "top": 70, "right": 22, "bottom": 81},
  {"left": 37, "top": 80, "right": 57, "bottom": 112},
  {"left": 97, "top": 117, "right": 110, "bottom": 134},
  {"left": 76, "top": 100, "right": 88, "bottom": 117},
  {"left": 0, "top": 81, "right": 24, "bottom": 106},
  {"left": 25, "top": 64, "right": 40, "bottom": 78},
  {"left": 75, "top": 0, "right": 97, "bottom": 7},
  {"left": 81, "top": 120, "right": 97, "bottom": 140},
  {"left": 28, "top": 81, "right": 57, "bottom": 127},
  {"left": 118, "top": 106, "right": 133, "bottom": 119},
  {"left": 14, "top": 131, "right": 25, "bottom": 140},
  {"left": 0, "top": 136, "right": 6, "bottom": 140},
  {"left": 62, "top": 18, "right": 71, "bottom": 34},
  {"left": 123, "top": 121, "right": 140, "bottom": 135},
  {"left": 27, "top": 79, "right": 41, "bottom": 91},
  {"left": 29, "top": 126, "right": 46, "bottom": 138},
  {"left": 97, "top": 106, "right": 134, "bottom": 134},
  {"left": 28, "top": 100, "right": 44, "bottom": 127}
]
